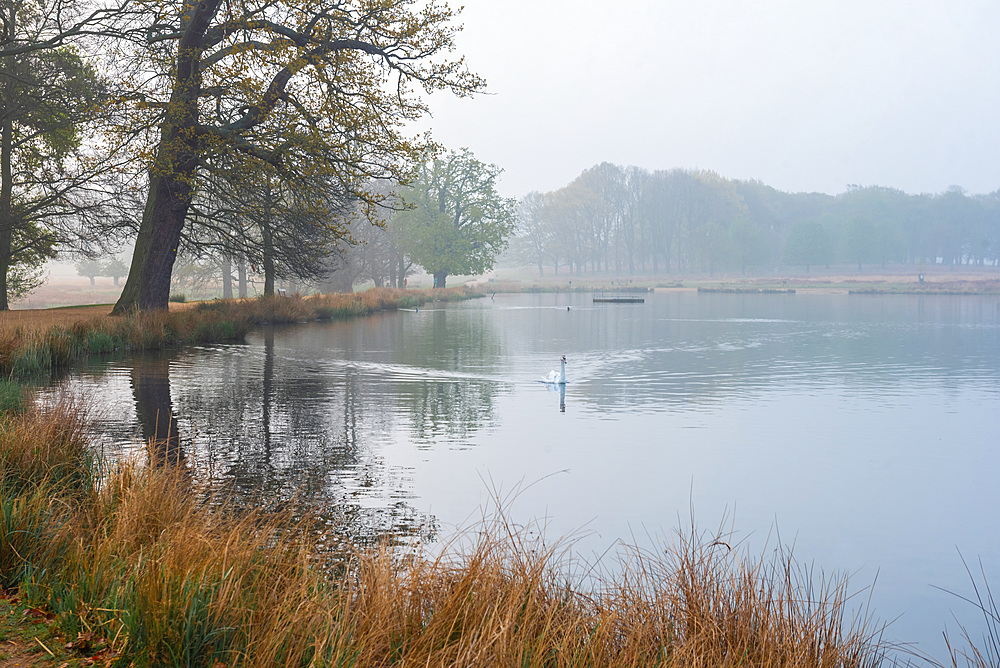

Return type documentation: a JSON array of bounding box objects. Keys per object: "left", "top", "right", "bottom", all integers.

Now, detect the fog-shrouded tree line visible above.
[
  {"left": 7, "top": 0, "right": 1000, "bottom": 308},
  {"left": 509, "top": 163, "right": 1000, "bottom": 277}
]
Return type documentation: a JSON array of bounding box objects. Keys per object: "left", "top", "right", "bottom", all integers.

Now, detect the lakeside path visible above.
[{"left": 0, "top": 303, "right": 196, "bottom": 331}]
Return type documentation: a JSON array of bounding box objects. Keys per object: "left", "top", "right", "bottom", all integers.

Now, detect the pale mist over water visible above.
[{"left": 43, "top": 291, "right": 1000, "bottom": 660}]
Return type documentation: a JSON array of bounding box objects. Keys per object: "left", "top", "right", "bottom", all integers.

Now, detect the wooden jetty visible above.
[
  {"left": 593, "top": 296, "right": 645, "bottom": 303},
  {"left": 592, "top": 290, "right": 646, "bottom": 304}
]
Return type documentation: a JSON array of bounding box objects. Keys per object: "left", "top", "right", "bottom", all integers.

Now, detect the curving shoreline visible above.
[{"left": 0, "top": 288, "right": 482, "bottom": 379}]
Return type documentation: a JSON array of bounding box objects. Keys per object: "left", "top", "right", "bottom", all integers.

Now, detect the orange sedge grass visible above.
[
  {"left": 0, "top": 403, "right": 889, "bottom": 668},
  {"left": 0, "top": 287, "right": 482, "bottom": 378}
]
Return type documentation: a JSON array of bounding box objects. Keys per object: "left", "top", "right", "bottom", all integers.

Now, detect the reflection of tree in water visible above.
[
  {"left": 126, "top": 329, "right": 435, "bottom": 546},
  {"left": 269, "top": 308, "right": 508, "bottom": 448},
  {"left": 130, "top": 353, "right": 186, "bottom": 467},
  {"left": 399, "top": 380, "right": 500, "bottom": 445},
  {"left": 392, "top": 308, "right": 505, "bottom": 446}
]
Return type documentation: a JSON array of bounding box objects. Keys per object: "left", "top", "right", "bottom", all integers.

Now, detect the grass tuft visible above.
[{"left": 0, "top": 379, "right": 26, "bottom": 415}]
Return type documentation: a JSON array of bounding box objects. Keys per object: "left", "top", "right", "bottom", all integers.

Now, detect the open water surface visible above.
[{"left": 42, "top": 291, "right": 1000, "bottom": 660}]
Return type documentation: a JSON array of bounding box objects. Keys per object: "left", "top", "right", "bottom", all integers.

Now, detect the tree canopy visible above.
[
  {"left": 109, "top": 0, "right": 482, "bottom": 312},
  {"left": 0, "top": 0, "right": 111, "bottom": 308},
  {"left": 395, "top": 149, "right": 516, "bottom": 288}
]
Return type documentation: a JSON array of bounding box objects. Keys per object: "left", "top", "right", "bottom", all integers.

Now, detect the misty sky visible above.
[{"left": 420, "top": 0, "right": 1000, "bottom": 199}]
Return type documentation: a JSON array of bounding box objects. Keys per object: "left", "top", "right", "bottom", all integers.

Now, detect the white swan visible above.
[{"left": 542, "top": 355, "right": 567, "bottom": 384}]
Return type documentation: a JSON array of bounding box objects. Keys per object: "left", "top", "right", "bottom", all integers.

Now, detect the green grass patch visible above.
[
  {"left": 85, "top": 330, "right": 117, "bottom": 355},
  {"left": 0, "top": 381, "right": 26, "bottom": 415}
]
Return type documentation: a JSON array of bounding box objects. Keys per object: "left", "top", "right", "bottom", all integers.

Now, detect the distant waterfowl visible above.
[{"left": 542, "top": 355, "right": 567, "bottom": 384}]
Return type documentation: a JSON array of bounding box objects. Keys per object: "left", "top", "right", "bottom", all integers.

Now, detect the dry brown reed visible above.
[
  {"left": 195, "top": 287, "right": 477, "bottom": 325},
  {"left": 0, "top": 287, "right": 481, "bottom": 378},
  {"left": 0, "top": 403, "right": 888, "bottom": 667},
  {"left": 931, "top": 555, "right": 1000, "bottom": 668}
]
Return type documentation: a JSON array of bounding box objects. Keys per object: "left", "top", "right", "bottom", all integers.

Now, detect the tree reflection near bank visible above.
[
  {"left": 130, "top": 353, "right": 186, "bottom": 467},
  {"left": 123, "top": 326, "right": 446, "bottom": 547}
]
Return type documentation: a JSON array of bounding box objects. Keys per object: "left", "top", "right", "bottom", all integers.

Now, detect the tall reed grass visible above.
[
  {"left": 0, "top": 288, "right": 480, "bottom": 378},
  {"left": 193, "top": 287, "right": 469, "bottom": 324},
  {"left": 935, "top": 556, "right": 1000, "bottom": 668},
  {"left": 0, "top": 404, "right": 892, "bottom": 667}
]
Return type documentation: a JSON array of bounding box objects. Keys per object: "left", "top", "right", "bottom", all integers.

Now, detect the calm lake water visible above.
[{"left": 43, "top": 291, "right": 1000, "bottom": 659}]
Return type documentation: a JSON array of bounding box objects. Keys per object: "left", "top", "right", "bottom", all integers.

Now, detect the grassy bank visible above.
[
  {"left": 0, "top": 287, "right": 480, "bottom": 379},
  {"left": 0, "top": 402, "right": 897, "bottom": 667}
]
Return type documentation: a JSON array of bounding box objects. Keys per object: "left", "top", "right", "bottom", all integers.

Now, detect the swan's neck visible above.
[{"left": 559, "top": 358, "right": 566, "bottom": 384}]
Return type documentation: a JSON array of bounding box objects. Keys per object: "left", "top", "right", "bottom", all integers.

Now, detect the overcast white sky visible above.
[{"left": 419, "top": 0, "right": 1000, "bottom": 200}]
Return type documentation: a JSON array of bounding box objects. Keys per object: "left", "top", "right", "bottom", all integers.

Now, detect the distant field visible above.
[
  {"left": 11, "top": 266, "right": 1000, "bottom": 313},
  {"left": 12, "top": 276, "right": 124, "bottom": 310}
]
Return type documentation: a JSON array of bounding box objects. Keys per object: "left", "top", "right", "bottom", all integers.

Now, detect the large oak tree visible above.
[
  {"left": 395, "top": 148, "right": 515, "bottom": 289},
  {"left": 113, "top": 0, "right": 481, "bottom": 312}
]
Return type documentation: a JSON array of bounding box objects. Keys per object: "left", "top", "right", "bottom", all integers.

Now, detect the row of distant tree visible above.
[
  {"left": 164, "top": 148, "right": 516, "bottom": 298},
  {"left": 75, "top": 258, "right": 128, "bottom": 286},
  {"left": 324, "top": 149, "right": 516, "bottom": 291},
  {"left": 135, "top": 157, "right": 1000, "bottom": 299},
  {"left": 509, "top": 164, "right": 1000, "bottom": 276}
]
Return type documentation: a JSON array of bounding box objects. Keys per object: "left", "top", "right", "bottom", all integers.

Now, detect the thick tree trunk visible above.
[
  {"left": 237, "top": 262, "right": 248, "bottom": 297},
  {"left": 262, "top": 226, "right": 275, "bottom": 296},
  {"left": 112, "top": 0, "right": 219, "bottom": 313},
  {"left": 114, "top": 170, "right": 195, "bottom": 312},
  {"left": 222, "top": 256, "right": 233, "bottom": 299},
  {"left": 433, "top": 270, "right": 447, "bottom": 289},
  {"left": 261, "top": 179, "right": 275, "bottom": 296}
]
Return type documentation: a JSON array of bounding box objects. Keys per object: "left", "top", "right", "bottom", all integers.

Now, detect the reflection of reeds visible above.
[
  {"left": 0, "top": 288, "right": 481, "bottom": 378},
  {"left": 0, "top": 403, "right": 888, "bottom": 667}
]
